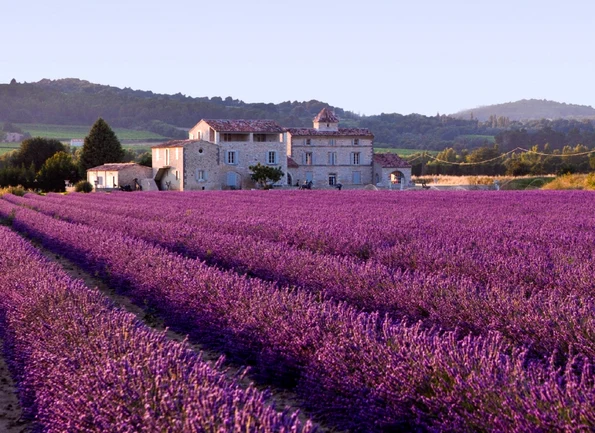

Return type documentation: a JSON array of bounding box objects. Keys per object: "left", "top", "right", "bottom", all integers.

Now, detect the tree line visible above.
[
  {"left": 409, "top": 144, "right": 594, "bottom": 177},
  {"left": 0, "top": 119, "right": 149, "bottom": 192}
]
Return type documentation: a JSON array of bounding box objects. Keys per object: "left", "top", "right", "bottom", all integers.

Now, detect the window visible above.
[
  {"left": 267, "top": 151, "right": 278, "bottom": 165},
  {"left": 189, "top": 133, "right": 193, "bottom": 139},
  {"left": 328, "top": 152, "right": 337, "bottom": 165},
  {"left": 305, "top": 138, "right": 311, "bottom": 146},
  {"left": 155, "top": 150, "right": 160, "bottom": 161},
  {"left": 351, "top": 152, "right": 361, "bottom": 165},
  {"left": 165, "top": 149, "right": 170, "bottom": 165},
  {"left": 305, "top": 152, "right": 313, "bottom": 165},
  {"left": 353, "top": 138, "right": 359, "bottom": 146},
  {"left": 175, "top": 148, "right": 179, "bottom": 160},
  {"left": 279, "top": 133, "right": 284, "bottom": 143},
  {"left": 328, "top": 173, "right": 337, "bottom": 186},
  {"left": 223, "top": 133, "right": 233, "bottom": 142},
  {"left": 254, "top": 134, "right": 266, "bottom": 142},
  {"left": 226, "top": 150, "right": 238, "bottom": 165},
  {"left": 196, "top": 169, "right": 206, "bottom": 182},
  {"left": 305, "top": 171, "right": 313, "bottom": 182},
  {"left": 329, "top": 139, "right": 335, "bottom": 146},
  {"left": 352, "top": 171, "right": 362, "bottom": 185},
  {"left": 97, "top": 176, "right": 103, "bottom": 186}
]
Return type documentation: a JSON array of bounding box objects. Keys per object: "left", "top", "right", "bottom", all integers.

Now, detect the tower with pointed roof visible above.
[{"left": 313, "top": 108, "right": 340, "bottom": 131}]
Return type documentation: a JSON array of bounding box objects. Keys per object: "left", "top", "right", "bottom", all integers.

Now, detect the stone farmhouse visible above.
[
  {"left": 151, "top": 119, "right": 287, "bottom": 191},
  {"left": 89, "top": 108, "right": 412, "bottom": 191}
]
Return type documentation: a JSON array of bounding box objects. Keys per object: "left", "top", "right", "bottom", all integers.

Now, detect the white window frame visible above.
[
  {"left": 351, "top": 152, "right": 361, "bottom": 165},
  {"left": 196, "top": 169, "right": 206, "bottom": 182},
  {"left": 305, "top": 152, "right": 313, "bottom": 165},
  {"left": 328, "top": 152, "right": 337, "bottom": 165},
  {"left": 155, "top": 149, "right": 160, "bottom": 161},
  {"left": 175, "top": 148, "right": 179, "bottom": 160},
  {"left": 165, "top": 149, "right": 170, "bottom": 165},
  {"left": 267, "top": 150, "right": 278, "bottom": 165},
  {"left": 329, "top": 139, "right": 335, "bottom": 146},
  {"left": 353, "top": 138, "right": 360, "bottom": 146},
  {"left": 305, "top": 138, "right": 311, "bottom": 146},
  {"left": 226, "top": 150, "right": 238, "bottom": 165}
]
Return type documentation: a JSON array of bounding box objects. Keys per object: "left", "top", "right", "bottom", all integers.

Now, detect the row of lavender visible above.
[
  {"left": 10, "top": 192, "right": 595, "bottom": 361},
  {"left": 0, "top": 225, "right": 312, "bottom": 432},
  {"left": 0, "top": 199, "right": 594, "bottom": 431}
]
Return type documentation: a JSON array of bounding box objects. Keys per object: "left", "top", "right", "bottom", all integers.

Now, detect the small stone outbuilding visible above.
[
  {"left": 87, "top": 163, "right": 153, "bottom": 191},
  {"left": 372, "top": 154, "right": 412, "bottom": 189}
]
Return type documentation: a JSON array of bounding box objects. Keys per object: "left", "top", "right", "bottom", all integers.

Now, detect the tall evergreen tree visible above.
[{"left": 79, "top": 118, "right": 124, "bottom": 172}]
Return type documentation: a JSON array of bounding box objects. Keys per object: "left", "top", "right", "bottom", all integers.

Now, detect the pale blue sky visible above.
[{"left": 2, "top": 0, "right": 594, "bottom": 116}]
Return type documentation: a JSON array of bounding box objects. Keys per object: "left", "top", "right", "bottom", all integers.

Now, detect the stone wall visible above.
[
  {"left": 182, "top": 141, "right": 220, "bottom": 191},
  {"left": 288, "top": 135, "right": 374, "bottom": 187}
]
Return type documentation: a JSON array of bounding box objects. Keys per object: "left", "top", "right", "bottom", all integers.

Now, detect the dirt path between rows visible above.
[
  {"left": 0, "top": 341, "right": 31, "bottom": 432},
  {"left": 38, "top": 247, "right": 332, "bottom": 432}
]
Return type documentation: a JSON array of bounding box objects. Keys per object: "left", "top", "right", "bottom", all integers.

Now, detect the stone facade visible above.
[
  {"left": 188, "top": 120, "right": 288, "bottom": 189},
  {"left": 87, "top": 163, "right": 152, "bottom": 190},
  {"left": 286, "top": 108, "right": 375, "bottom": 188}
]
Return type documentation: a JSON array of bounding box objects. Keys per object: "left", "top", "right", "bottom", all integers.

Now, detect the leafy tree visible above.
[
  {"left": 37, "top": 152, "right": 80, "bottom": 192},
  {"left": 79, "top": 118, "right": 124, "bottom": 172},
  {"left": 14, "top": 137, "right": 65, "bottom": 171},
  {"left": 249, "top": 163, "right": 283, "bottom": 189},
  {"left": 137, "top": 152, "right": 152, "bottom": 167}
]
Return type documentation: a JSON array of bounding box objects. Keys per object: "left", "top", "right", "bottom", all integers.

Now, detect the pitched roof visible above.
[
  {"left": 373, "top": 153, "right": 412, "bottom": 168},
  {"left": 87, "top": 163, "right": 144, "bottom": 172},
  {"left": 314, "top": 108, "right": 339, "bottom": 123},
  {"left": 202, "top": 119, "right": 284, "bottom": 133},
  {"left": 286, "top": 127, "right": 374, "bottom": 137},
  {"left": 151, "top": 139, "right": 208, "bottom": 149},
  {"left": 287, "top": 156, "right": 299, "bottom": 168}
]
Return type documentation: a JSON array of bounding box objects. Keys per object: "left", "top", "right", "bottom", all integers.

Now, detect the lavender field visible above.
[{"left": 1, "top": 190, "right": 594, "bottom": 432}]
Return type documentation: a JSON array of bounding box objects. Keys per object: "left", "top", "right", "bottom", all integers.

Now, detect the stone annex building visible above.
[{"left": 88, "top": 108, "right": 412, "bottom": 191}]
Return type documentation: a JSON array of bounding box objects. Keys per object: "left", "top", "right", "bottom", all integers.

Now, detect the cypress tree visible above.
[{"left": 79, "top": 118, "right": 125, "bottom": 172}]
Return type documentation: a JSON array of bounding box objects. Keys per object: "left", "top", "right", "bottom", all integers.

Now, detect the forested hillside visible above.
[
  {"left": 3, "top": 79, "right": 595, "bottom": 152},
  {"left": 453, "top": 99, "right": 595, "bottom": 122}
]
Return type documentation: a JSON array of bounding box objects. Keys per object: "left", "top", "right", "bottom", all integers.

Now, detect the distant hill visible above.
[
  {"left": 3, "top": 79, "right": 595, "bottom": 152},
  {"left": 453, "top": 99, "right": 595, "bottom": 122}
]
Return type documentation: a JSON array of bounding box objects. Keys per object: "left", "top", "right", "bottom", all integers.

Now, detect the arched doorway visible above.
[{"left": 390, "top": 170, "right": 404, "bottom": 185}]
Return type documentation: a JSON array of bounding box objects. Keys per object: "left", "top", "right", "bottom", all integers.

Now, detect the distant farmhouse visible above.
[{"left": 88, "top": 108, "right": 411, "bottom": 191}]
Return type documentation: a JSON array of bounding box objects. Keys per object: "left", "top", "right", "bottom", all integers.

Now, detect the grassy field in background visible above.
[
  {"left": 0, "top": 143, "right": 19, "bottom": 156},
  {"left": 16, "top": 124, "right": 167, "bottom": 141},
  {"left": 458, "top": 134, "right": 496, "bottom": 143},
  {"left": 375, "top": 147, "right": 437, "bottom": 157}
]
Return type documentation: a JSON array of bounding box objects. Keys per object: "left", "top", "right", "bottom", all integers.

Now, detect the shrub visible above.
[
  {"left": 74, "top": 180, "right": 93, "bottom": 193},
  {"left": 0, "top": 185, "right": 27, "bottom": 197}
]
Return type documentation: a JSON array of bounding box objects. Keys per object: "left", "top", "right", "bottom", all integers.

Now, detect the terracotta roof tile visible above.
[
  {"left": 287, "top": 156, "right": 299, "bottom": 168},
  {"left": 286, "top": 128, "right": 374, "bottom": 138},
  {"left": 373, "top": 153, "right": 412, "bottom": 168},
  {"left": 87, "top": 163, "right": 144, "bottom": 172},
  {"left": 151, "top": 139, "right": 206, "bottom": 149},
  {"left": 203, "top": 119, "right": 284, "bottom": 133},
  {"left": 313, "top": 108, "right": 340, "bottom": 123}
]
